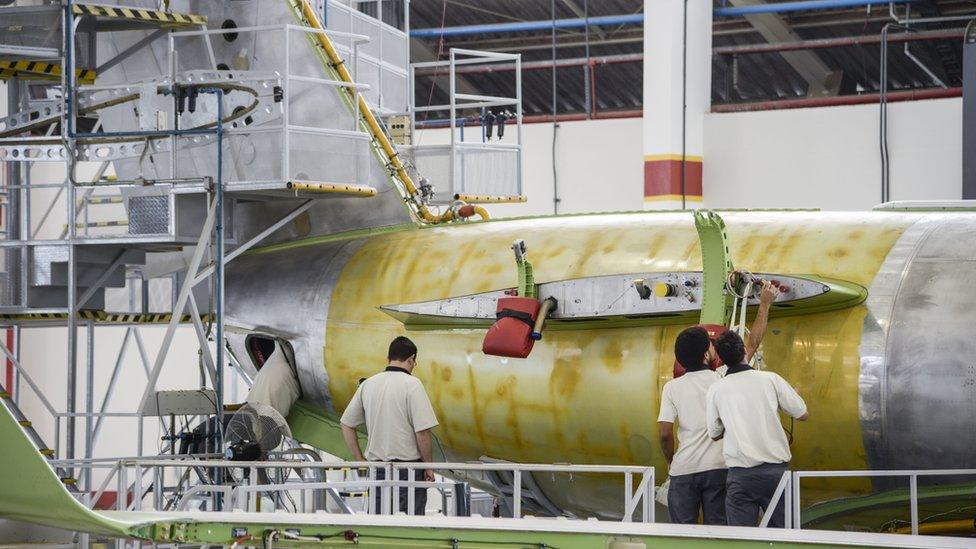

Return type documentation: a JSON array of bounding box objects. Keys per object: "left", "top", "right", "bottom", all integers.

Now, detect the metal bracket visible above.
[
  {"left": 512, "top": 239, "right": 536, "bottom": 299},
  {"left": 693, "top": 210, "right": 734, "bottom": 326}
]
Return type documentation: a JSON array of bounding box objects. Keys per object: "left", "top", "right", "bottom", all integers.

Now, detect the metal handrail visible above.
[
  {"left": 78, "top": 457, "right": 655, "bottom": 522},
  {"left": 761, "top": 468, "right": 976, "bottom": 534}
]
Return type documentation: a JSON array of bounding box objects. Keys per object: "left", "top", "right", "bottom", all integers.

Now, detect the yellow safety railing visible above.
[{"left": 286, "top": 0, "right": 489, "bottom": 224}]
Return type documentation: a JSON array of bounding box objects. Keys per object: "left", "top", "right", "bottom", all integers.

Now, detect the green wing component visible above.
[
  {"left": 511, "top": 240, "right": 536, "bottom": 299},
  {"left": 0, "top": 394, "right": 138, "bottom": 536},
  {"left": 517, "top": 257, "right": 535, "bottom": 298},
  {"left": 694, "top": 210, "right": 734, "bottom": 326},
  {"left": 288, "top": 399, "right": 447, "bottom": 461},
  {"left": 286, "top": 399, "right": 365, "bottom": 460}
]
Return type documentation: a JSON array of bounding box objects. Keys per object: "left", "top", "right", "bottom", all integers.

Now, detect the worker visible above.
[
  {"left": 656, "top": 279, "right": 781, "bottom": 524},
  {"left": 340, "top": 336, "right": 439, "bottom": 516},
  {"left": 657, "top": 326, "right": 727, "bottom": 524},
  {"left": 245, "top": 337, "right": 301, "bottom": 419},
  {"left": 706, "top": 329, "right": 809, "bottom": 528}
]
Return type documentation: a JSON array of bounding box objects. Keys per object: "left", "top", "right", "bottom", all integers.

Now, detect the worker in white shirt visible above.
[
  {"left": 706, "top": 329, "right": 809, "bottom": 528},
  {"left": 657, "top": 326, "right": 727, "bottom": 524},
  {"left": 340, "top": 336, "right": 439, "bottom": 515},
  {"left": 657, "top": 281, "right": 779, "bottom": 524},
  {"left": 245, "top": 337, "right": 301, "bottom": 419}
]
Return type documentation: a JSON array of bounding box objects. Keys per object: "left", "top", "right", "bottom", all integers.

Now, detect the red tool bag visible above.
[
  {"left": 673, "top": 324, "right": 728, "bottom": 378},
  {"left": 482, "top": 297, "right": 541, "bottom": 358}
]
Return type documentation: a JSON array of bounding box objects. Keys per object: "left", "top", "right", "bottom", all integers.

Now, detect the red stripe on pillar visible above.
[{"left": 643, "top": 159, "right": 703, "bottom": 199}]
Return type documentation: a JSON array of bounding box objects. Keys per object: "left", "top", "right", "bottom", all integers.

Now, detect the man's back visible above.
[
  {"left": 706, "top": 369, "right": 807, "bottom": 469},
  {"left": 659, "top": 369, "right": 726, "bottom": 476},
  {"left": 341, "top": 370, "right": 438, "bottom": 461},
  {"left": 246, "top": 347, "right": 301, "bottom": 418}
]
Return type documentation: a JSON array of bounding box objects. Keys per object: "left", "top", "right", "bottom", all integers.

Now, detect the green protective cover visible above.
[
  {"left": 694, "top": 210, "right": 735, "bottom": 326},
  {"left": 0, "top": 397, "right": 139, "bottom": 536}
]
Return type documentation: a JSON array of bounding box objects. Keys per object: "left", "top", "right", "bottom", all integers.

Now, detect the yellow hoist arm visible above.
[{"left": 287, "top": 0, "right": 489, "bottom": 224}]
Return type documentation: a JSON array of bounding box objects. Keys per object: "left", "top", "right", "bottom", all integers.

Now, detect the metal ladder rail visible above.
[{"left": 284, "top": 0, "right": 486, "bottom": 224}]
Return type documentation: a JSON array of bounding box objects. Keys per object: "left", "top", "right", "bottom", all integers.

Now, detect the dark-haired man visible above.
[
  {"left": 706, "top": 328, "right": 809, "bottom": 528},
  {"left": 657, "top": 281, "right": 780, "bottom": 524},
  {"left": 340, "top": 336, "right": 439, "bottom": 515},
  {"left": 657, "top": 326, "right": 727, "bottom": 524}
]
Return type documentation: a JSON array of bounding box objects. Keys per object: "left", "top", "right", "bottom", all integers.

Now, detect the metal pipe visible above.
[
  {"left": 418, "top": 27, "right": 964, "bottom": 77},
  {"left": 411, "top": 1, "right": 915, "bottom": 37},
  {"left": 411, "top": 13, "right": 644, "bottom": 38},
  {"left": 713, "top": 28, "right": 966, "bottom": 55},
  {"left": 904, "top": 42, "right": 948, "bottom": 88},
  {"left": 84, "top": 321, "right": 94, "bottom": 494},
  {"left": 714, "top": 0, "right": 912, "bottom": 17},
  {"left": 710, "top": 86, "right": 961, "bottom": 112}
]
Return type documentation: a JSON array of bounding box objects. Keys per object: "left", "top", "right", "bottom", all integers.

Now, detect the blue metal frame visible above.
[{"left": 410, "top": 0, "right": 915, "bottom": 38}]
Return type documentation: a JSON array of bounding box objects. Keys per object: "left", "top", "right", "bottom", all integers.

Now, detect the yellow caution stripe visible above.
[
  {"left": 63, "top": 220, "right": 129, "bottom": 230},
  {"left": 71, "top": 3, "right": 207, "bottom": 27},
  {"left": 286, "top": 181, "right": 377, "bottom": 197},
  {"left": 81, "top": 197, "right": 124, "bottom": 205},
  {"left": 0, "top": 61, "right": 96, "bottom": 85}
]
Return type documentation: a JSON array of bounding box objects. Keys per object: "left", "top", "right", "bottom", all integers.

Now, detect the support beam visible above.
[
  {"left": 726, "top": 0, "right": 839, "bottom": 96},
  {"left": 558, "top": 0, "right": 606, "bottom": 40},
  {"left": 964, "top": 25, "right": 976, "bottom": 199}
]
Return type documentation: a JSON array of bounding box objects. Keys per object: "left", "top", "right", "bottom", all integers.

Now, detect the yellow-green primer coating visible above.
[{"left": 325, "top": 211, "right": 917, "bottom": 512}]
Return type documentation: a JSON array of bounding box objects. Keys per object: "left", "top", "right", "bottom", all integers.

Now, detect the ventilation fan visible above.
[{"left": 224, "top": 402, "right": 291, "bottom": 461}]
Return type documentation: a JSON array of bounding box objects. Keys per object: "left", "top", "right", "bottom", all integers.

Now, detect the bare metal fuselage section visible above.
[{"left": 224, "top": 210, "right": 976, "bottom": 516}]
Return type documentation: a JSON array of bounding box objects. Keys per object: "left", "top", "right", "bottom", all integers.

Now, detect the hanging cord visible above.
[
  {"left": 726, "top": 272, "right": 766, "bottom": 369},
  {"left": 550, "top": 0, "right": 560, "bottom": 214},
  {"left": 680, "top": 0, "right": 689, "bottom": 210}
]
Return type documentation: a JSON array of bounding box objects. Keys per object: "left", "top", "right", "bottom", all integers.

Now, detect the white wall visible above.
[
  {"left": 703, "top": 98, "right": 963, "bottom": 210},
  {"left": 416, "top": 117, "right": 644, "bottom": 218},
  {"left": 419, "top": 97, "right": 963, "bottom": 217}
]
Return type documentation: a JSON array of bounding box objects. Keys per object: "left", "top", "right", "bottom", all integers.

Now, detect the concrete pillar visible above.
[{"left": 643, "top": 0, "right": 712, "bottom": 209}]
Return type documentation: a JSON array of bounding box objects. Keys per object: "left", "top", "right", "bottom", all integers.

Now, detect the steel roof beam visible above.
[{"left": 725, "top": 0, "right": 839, "bottom": 96}]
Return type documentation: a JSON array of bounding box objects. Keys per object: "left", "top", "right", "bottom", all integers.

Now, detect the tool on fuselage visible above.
[{"left": 482, "top": 240, "right": 557, "bottom": 358}]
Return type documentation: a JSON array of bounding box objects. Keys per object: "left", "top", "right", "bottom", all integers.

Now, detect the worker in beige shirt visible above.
[
  {"left": 340, "top": 336, "right": 439, "bottom": 515},
  {"left": 658, "top": 281, "right": 779, "bottom": 524}
]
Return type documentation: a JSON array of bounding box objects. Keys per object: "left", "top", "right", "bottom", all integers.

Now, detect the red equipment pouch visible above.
[{"left": 482, "top": 297, "right": 541, "bottom": 358}]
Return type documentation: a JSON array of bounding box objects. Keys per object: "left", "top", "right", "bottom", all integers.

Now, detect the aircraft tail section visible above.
[{"left": 0, "top": 391, "right": 131, "bottom": 537}]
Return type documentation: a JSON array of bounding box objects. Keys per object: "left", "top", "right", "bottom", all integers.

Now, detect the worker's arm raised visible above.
[{"left": 746, "top": 281, "right": 780, "bottom": 363}]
